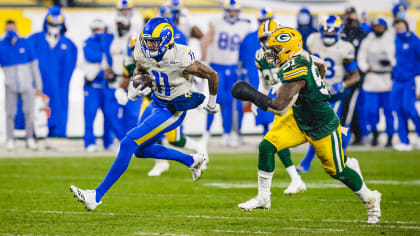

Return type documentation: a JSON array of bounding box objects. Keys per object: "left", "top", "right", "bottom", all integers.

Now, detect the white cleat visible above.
[
  {"left": 85, "top": 144, "right": 98, "bottom": 153},
  {"left": 6, "top": 140, "right": 15, "bottom": 152},
  {"left": 414, "top": 139, "right": 420, "bottom": 150},
  {"left": 148, "top": 159, "right": 170, "bottom": 176},
  {"left": 45, "top": 138, "right": 58, "bottom": 151},
  {"left": 393, "top": 143, "right": 413, "bottom": 151},
  {"left": 229, "top": 132, "right": 240, "bottom": 148},
  {"left": 190, "top": 153, "right": 207, "bottom": 181},
  {"left": 284, "top": 178, "right": 307, "bottom": 195},
  {"left": 365, "top": 190, "right": 382, "bottom": 224},
  {"left": 238, "top": 196, "right": 271, "bottom": 211},
  {"left": 26, "top": 138, "right": 38, "bottom": 151},
  {"left": 221, "top": 133, "right": 230, "bottom": 147},
  {"left": 69, "top": 185, "right": 102, "bottom": 211},
  {"left": 346, "top": 157, "right": 363, "bottom": 180}
]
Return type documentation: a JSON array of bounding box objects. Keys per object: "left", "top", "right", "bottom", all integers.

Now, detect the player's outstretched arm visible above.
[
  {"left": 232, "top": 80, "right": 305, "bottom": 116},
  {"left": 184, "top": 61, "right": 219, "bottom": 113},
  {"left": 268, "top": 80, "right": 305, "bottom": 115}
]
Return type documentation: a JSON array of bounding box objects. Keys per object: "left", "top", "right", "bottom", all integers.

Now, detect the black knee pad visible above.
[{"left": 231, "top": 81, "right": 271, "bottom": 110}]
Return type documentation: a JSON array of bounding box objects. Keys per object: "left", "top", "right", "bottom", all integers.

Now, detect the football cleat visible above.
[
  {"left": 414, "top": 139, "right": 420, "bottom": 150},
  {"left": 6, "top": 140, "right": 15, "bottom": 152},
  {"left": 393, "top": 143, "right": 413, "bottom": 151},
  {"left": 222, "top": 133, "right": 230, "bottom": 147},
  {"left": 86, "top": 144, "right": 98, "bottom": 153},
  {"left": 190, "top": 153, "right": 207, "bottom": 181},
  {"left": 365, "top": 190, "right": 382, "bottom": 224},
  {"left": 69, "top": 185, "right": 102, "bottom": 211},
  {"left": 26, "top": 138, "right": 38, "bottom": 151},
  {"left": 345, "top": 157, "right": 363, "bottom": 180},
  {"left": 284, "top": 178, "right": 307, "bottom": 195},
  {"left": 148, "top": 159, "right": 170, "bottom": 176},
  {"left": 238, "top": 196, "right": 271, "bottom": 211}
]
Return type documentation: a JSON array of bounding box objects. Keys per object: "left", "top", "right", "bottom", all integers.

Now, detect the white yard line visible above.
[
  {"left": 282, "top": 227, "right": 345, "bottom": 232},
  {"left": 212, "top": 229, "right": 272, "bottom": 234},
  {"left": 8, "top": 209, "right": 419, "bottom": 226},
  {"left": 134, "top": 233, "right": 191, "bottom": 236},
  {"left": 204, "top": 179, "right": 420, "bottom": 189}
]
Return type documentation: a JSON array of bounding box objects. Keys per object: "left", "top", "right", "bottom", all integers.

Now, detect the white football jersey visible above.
[
  {"left": 306, "top": 32, "right": 355, "bottom": 90},
  {"left": 207, "top": 17, "right": 251, "bottom": 65},
  {"left": 134, "top": 42, "right": 196, "bottom": 101}
]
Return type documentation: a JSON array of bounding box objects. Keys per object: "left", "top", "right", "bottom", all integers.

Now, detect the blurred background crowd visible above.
[{"left": 1, "top": 0, "right": 420, "bottom": 153}]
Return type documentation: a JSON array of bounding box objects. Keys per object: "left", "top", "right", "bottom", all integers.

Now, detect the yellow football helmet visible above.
[
  {"left": 257, "top": 19, "right": 281, "bottom": 50},
  {"left": 266, "top": 27, "right": 303, "bottom": 66}
]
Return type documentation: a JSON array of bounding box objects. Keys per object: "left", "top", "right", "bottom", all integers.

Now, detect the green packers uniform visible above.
[
  {"left": 262, "top": 52, "right": 363, "bottom": 191},
  {"left": 254, "top": 48, "right": 292, "bottom": 172}
]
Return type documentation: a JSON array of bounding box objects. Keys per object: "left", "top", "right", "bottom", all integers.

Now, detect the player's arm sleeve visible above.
[
  {"left": 181, "top": 48, "right": 197, "bottom": 68},
  {"left": 356, "top": 37, "right": 369, "bottom": 73}
]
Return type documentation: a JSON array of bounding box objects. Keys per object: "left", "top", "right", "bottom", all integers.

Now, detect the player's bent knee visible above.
[{"left": 258, "top": 139, "right": 277, "bottom": 172}]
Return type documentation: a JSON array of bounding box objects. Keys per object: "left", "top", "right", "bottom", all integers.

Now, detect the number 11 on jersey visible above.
[{"left": 152, "top": 71, "right": 170, "bottom": 96}]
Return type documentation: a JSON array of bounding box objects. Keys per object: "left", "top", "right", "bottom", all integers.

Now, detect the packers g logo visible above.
[{"left": 276, "top": 33, "right": 291, "bottom": 42}]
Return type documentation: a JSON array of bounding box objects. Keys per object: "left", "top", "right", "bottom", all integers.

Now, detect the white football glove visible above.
[
  {"left": 115, "top": 88, "right": 128, "bottom": 105},
  {"left": 251, "top": 103, "right": 258, "bottom": 116},
  {"left": 204, "top": 94, "right": 218, "bottom": 114},
  {"left": 127, "top": 80, "right": 152, "bottom": 101}
]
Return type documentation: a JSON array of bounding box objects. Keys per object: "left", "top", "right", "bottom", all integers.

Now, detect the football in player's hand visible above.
[{"left": 133, "top": 74, "right": 152, "bottom": 90}]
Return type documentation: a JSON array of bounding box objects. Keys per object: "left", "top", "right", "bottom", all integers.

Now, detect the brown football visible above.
[{"left": 133, "top": 74, "right": 153, "bottom": 90}]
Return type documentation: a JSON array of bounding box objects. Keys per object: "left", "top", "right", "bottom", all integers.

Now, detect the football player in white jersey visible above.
[
  {"left": 110, "top": 0, "right": 144, "bottom": 137},
  {"left": 297, "top": 15, "right": 360, "bottom": 173},
  {"left": 70, "top": 17, "right": 219, "bottom": 211},
  {"left": 201, "top": 0, "right": 252, "bottom": 147}
]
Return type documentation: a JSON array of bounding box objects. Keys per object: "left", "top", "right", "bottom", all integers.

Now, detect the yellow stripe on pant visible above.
[
  {"left": 263, "top": 110, "right": 345, "bottom": 176},
  {"left": 134, "top": 111, "right": 183, "bottom": 146}
]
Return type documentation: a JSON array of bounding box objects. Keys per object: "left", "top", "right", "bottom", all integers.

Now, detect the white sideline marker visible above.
[{"left": 9, "top": 209, "right": 420, "bottom": 226}]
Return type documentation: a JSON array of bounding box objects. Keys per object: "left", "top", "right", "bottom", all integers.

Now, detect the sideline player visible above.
[
  {"left": 232, "top": 27, "right": 381, "bottom": 224},
  {"left": 201, "top": 0, "right": 251, "bottom": 147},
  {"left": 70, "top": 17, "right": 219, "bottom": 211},
  {"left": 297, "top": 16, "right": 360, "bottom": 173}
]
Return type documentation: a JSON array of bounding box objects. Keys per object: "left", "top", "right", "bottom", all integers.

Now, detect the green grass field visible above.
[{"left": 0, "top": 150, "right": 419, "bottom": 235}]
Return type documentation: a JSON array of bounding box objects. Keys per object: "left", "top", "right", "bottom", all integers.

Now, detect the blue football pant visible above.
[
  {"left": 83, "top": 86, "right": 126, "bottom": 148},
  {"left": 392, "top": 80, "right": 420, "bottom": 144},
  {"left": 95, "top": 99, "right": 193, "bottom": 202},
  {"left": 363, "top": 91, "right": 394, "bottom": 137}
]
